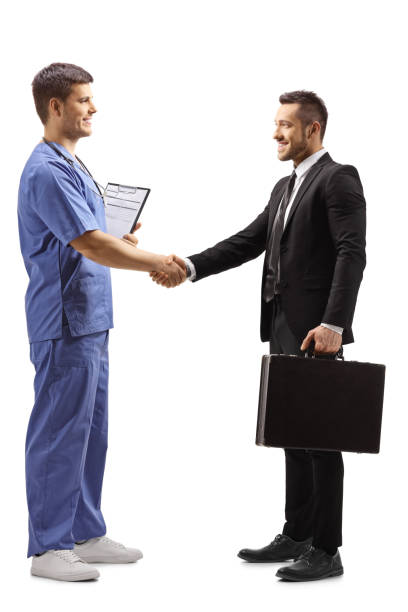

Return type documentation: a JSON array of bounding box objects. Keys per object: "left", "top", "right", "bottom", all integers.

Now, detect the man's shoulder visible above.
[
  {"left": 22, "top": 145, "right": 77, "bottom": 186},
  {"left": 318, "top": 159, "right": 364, "bottom": 197},
  {"left": 319, "top": 158, "right": 360, "bottom": 180}
]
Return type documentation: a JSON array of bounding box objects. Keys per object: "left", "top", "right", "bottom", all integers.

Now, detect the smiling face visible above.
[
  {"left": 50, "top": 82, "right": 97, "bottom": 140},
  {"left": 274, "top": 103, "right": 319, "bottom": 166}
]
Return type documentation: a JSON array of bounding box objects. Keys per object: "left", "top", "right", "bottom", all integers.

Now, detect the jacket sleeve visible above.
[
  {"left": 322, "top": 165, "right": 366, "bottom": 329},
  {"left": 188, "top": 203, "right": 270, "bottom": 281}
]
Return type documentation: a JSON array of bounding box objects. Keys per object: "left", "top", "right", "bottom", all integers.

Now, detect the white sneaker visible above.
[
  {"left": 31, "top": 549, "right": 100, "bottom": 581},
  {"left": 74, "top": 536, "right": 143, "bottom": 563}
]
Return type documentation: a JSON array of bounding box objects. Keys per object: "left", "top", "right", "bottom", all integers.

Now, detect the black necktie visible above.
[{"left": 263, "top": 170, "right": 297, "bottom": 302}]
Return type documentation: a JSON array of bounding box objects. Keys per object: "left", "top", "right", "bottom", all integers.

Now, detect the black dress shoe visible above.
[
  {"left": 276, "top": 546, "right": 343, "bottom": 581},
  {"left": 238, "top": 534, "right": 313, "bottom": 563}
]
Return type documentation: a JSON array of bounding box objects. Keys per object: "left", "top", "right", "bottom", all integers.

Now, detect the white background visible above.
[{"left": 1, "top": 0, "right": 406, "bottom": 609}]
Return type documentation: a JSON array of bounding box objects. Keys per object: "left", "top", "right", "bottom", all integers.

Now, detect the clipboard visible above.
[{"left": 104, "top": 183, "right": 150, "bottom": 238}]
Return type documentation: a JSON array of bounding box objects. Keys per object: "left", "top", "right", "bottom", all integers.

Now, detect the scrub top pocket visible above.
[{"left": 63, "top": 274, "right": 111, "bottom": 336}]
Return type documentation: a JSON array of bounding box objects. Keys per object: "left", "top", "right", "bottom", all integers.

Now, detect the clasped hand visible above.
[{"left": 150, "top": 255, "right": 187, "bottom": 288}]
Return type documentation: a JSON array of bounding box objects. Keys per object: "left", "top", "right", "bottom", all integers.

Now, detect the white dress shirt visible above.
[
  {"left": 184, "top": 148, "right": 343, "bottom": 336},
  {"left": 282, "top": 148, "right": 327, "bottom": 226}
]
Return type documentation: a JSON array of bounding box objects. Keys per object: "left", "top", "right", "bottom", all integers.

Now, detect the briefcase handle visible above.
[{"left": 304, "top": 341, "right": 344, "bottom": 361}]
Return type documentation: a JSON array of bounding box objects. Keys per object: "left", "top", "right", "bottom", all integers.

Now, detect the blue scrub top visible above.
[{"left": 18, "top": 141, "right": 114, "bottom": 342}]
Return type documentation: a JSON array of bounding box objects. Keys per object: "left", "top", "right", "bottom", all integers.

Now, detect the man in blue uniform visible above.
[{"left": 18, "top": 63, "right": 185, "bottom": 581}]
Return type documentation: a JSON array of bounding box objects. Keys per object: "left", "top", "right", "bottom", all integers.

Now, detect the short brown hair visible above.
[
  {"left": 279, "top": 90, "right": 328, "bottom": 140},
  {"left": 32, "top": 62, "right": 94, "bottom": 125}
]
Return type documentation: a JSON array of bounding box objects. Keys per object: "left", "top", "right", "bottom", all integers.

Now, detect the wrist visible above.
[
  {"left": 321, "top": 322, "right": 343, "bottom": 336},
  {"left": 150, "top": 253, "right": 164, "bottom": 273}
]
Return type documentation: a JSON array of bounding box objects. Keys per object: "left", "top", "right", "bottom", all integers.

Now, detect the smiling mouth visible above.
[
  {"left": 83, "top": 118, "right": 92, "bottom": 126},
  {"left": 278, "top": 141, "right": 288, "bottom": 151}
]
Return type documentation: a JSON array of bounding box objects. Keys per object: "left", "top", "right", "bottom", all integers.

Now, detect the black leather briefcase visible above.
[{"left": 256, "top": 352, "right": 385, "bottom": 453}]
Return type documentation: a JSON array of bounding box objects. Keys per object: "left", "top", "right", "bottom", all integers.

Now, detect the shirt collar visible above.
[
  {"left": 54, "top": 142, "right": 76, "bottom": 162},
  {"left": 41, "top": 139, "right": 76, "bottom": 164},
  {"left": 294, "top": 148, "right": 327, "bottom": 179}
]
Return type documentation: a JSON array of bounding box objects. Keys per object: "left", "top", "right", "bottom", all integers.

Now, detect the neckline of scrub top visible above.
[
  {"left": 43, "top": 140, "right": 76, "bottom": 162},
  {"left": 41, "top": 140, "right": 105, "bottom": 199}
]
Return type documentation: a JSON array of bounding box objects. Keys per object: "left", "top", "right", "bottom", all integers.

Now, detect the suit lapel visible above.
[
  {"left": 283, "top": 153, "right": 332, "bottom": 234},
  {"left": 267, "top": 181, "right": 287, "bottom": 234}
]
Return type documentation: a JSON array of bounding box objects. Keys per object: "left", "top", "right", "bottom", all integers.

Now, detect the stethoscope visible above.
[{"left": 42, "top": 137, "right": 105, "bottom": 203}]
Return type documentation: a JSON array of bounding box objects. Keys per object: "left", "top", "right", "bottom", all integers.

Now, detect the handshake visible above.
[{"left": 150, "top": 254, "right": 187, "bottom": 288}]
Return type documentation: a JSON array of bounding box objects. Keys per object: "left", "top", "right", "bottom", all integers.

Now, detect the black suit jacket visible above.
[{"left": 188, "top": 153, "right": 366, "bottom": 344}]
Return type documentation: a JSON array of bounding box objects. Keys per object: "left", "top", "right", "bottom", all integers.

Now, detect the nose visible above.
[
  {"left": 89, "top": 102, "right": 97, "bottom": 114},
  {"left": 273, "top": 125, "right": 280, "bottom": 140}
]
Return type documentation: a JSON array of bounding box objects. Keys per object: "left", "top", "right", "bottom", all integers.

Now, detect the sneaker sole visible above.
[
  {"left": 31, "top": 568, "right": 100, "bottom": 581},
  {"left": 76, "top": 557, "right": 141, "bottom": 564},
  {"left": 276, "top": 568, "right": 344, "bottom": 581}
]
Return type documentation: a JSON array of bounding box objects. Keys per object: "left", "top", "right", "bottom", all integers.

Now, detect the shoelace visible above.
[
  {"left": 53, "top": 549, "right": 84, "bottom": 564},
  {"left": 99, "top": 536, "right": 126, "bottom": 549},
  {"left": 297, "top": 546, "right": 315, "bottom": 566},
  {"left": 272, "top": 534, "right": 283, "bottom": 544}
]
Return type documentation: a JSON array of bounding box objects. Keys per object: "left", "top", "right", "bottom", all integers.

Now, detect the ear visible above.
[
  {"left": 49, "top": 97, "right": 63, "bottom": 118},
  {"left": 309, "top": 121, "right": 321, "bottom": 138}
]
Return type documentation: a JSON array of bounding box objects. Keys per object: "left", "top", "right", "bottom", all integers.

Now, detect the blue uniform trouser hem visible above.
[
  {"left": 28, "top": 543, "right": 74, "bottom": 558},
  {"left": 73, "top": 529, "right": 107, "bottom": 544},
  {"left": 28, "top": 530, "right": 108, "bottom": 558}
]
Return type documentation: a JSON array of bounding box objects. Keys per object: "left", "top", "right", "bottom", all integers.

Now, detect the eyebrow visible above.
[
  {"left": 275, "top": 119, "right": 293, "bottom": 126},
  {"left": 78, "top": 96, "right": 92, "bottom": 102}
]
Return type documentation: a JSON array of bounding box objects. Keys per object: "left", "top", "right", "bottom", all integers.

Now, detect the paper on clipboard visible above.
[{"left": 104, "top": 183, "right": 150, "bottom": 238}]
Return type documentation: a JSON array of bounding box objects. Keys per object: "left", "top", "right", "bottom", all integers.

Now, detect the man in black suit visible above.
[{"left": 151, "top": 90, "right": 366, "bottom": 581}]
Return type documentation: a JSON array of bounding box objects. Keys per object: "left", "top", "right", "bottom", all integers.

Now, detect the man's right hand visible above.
[
  {"left": 154, "top": 254, "right": 186, "bottom": 288},
  {"left": 151, "top": 255, "right": 187, "bottom": 288}
]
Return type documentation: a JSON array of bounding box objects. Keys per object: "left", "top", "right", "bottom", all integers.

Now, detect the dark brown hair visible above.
[
  {"left": 279, "top": 90, "right": 328, "bottom": 140},
  {"left": 32, "top": 63, "right": 94, "bottom": 125}
]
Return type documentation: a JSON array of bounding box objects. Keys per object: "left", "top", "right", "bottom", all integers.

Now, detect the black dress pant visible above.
[{"left": 267, "top": 296, "right": 344, "bottom": 554}]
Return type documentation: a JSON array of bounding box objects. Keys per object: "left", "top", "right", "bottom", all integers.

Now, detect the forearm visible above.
[
  {"left": 189, "top": 239, "right": 262, "bottom": 280},
  {"left": 188, "top": 205, "right": 270, "bottom": 281},
  {"left": 71, "top": 230, "right": 161, "bottom": 272}
]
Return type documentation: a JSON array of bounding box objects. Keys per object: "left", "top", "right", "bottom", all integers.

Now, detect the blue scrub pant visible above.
[{"left": 26, "top": 325, "right": 109, "bottom": 557}]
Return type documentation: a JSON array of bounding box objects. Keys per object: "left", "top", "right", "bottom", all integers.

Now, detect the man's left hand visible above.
[
  {"left": 122, "top": 222, "right": 142, "bottom": 247},
  {"left": 301, "top": 325, "right": 342, "bottom": 355}
]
